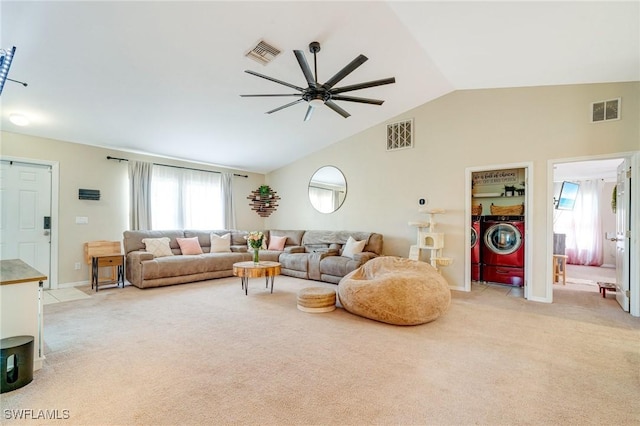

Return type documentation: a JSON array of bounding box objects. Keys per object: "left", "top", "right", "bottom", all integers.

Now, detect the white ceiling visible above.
[
  {"left": 2, "top": 1, "right": 638, "bottom": 174},
  {"left": 554, "top": 158, "right": 624, "bottom": 183}
]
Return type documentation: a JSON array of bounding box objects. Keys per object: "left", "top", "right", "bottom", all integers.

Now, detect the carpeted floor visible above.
[{"left": 2, "top": 275, "right": 639, "bottom": 425}]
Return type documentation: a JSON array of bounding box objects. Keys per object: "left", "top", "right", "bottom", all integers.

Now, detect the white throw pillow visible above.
[
  {"left": 210, "top": 233, "right": 231, "bottom": 253},
  {"left": 342, "top": 236, "right": 366, "bottom": 259},
  {"left": 142, "top": 237, "right": 174, "bottom": 258}
]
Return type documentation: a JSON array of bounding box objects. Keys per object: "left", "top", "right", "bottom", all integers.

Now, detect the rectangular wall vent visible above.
[
  {"left": 79, "top": 188, "right": 100, "bottom": 200},
  {"left": 245, "top": 40, "right": 281, "bottom": 65},
  {"left": 591, "top": 98, "right": 620, "bottom": 123},
  {"left": 387, "top": 119, "right": 414, "bottom": 151}
]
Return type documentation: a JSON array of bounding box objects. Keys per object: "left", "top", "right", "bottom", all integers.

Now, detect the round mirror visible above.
[{"left": 308, "top": 166, "right": 347, "bottom": 213}]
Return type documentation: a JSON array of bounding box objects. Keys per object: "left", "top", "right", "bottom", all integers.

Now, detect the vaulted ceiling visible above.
[{"left": 2, "top": 1, "right": 638, "bottom": 173}]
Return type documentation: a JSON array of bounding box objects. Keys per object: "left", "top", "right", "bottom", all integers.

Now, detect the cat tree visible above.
[{"left": 408, "top": 208, "right": 452, "bottom": 271}]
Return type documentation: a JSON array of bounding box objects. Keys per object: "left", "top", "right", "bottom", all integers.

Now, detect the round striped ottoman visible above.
[{"left": 297, "top": 287, "right": 336, "bottom": 313}]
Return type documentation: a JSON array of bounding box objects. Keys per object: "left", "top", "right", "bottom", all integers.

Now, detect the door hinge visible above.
[
  {"left": 626, "top": 168, "right": 631, "bottom": 179},
  {"left": 625, "top": 290, "right": 631, "bottom": 298}
]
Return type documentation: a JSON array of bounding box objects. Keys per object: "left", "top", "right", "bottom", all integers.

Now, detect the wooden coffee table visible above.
[{"left": 233, "top": 261, "right": 281, "bottom": 295}]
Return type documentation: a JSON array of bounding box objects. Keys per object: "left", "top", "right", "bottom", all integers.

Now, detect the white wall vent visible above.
[
  {"left": 591, "top": 98, "right": 620, "bottom": 123},
  {"left": 245, "top": 40, "right": 281, "bottom": 65},
  {"left": 387, "top": 119, "right": 414, "bottom": 151}
]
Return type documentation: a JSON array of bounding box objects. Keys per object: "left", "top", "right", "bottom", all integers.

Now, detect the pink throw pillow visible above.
[
  {"left": 176, "top": 237, "right": 203, "bottom": 255},
  {"left": 268, "top": 235, "right": 287, "bottom": 251}
]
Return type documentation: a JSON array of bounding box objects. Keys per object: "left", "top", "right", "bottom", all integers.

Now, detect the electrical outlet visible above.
[{"left": 74, "top": 262, "right": 81, "bottom": 270}]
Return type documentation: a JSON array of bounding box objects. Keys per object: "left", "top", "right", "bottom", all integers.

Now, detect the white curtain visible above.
[
  {"left": 128, "top": 161, "right": 153, "bottom": 230},
  {"left": 151, "top": 165, "right": 222, "bottom": 230},
  {"left": 221, "top": 172, "right": 236, "bottom": 229},
  {"left": 554, "top": 179, "right": 604, "bottom": 265}
]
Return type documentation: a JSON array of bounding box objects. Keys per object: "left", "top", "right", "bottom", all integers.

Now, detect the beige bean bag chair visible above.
[{"left": 338, "top": 256, "right": 450, "bottom": 325}]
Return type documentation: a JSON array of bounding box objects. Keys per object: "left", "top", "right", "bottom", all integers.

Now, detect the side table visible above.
[
  {"left": 91, "top": 254, "right": 125, "bottom": 292},
  {"left": 597, "top": 282, "right": 616, "bottom": 298}
]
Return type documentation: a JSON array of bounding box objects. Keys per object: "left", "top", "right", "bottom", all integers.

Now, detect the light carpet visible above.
[{"left": 2, "top": 276, "right": 639, "bottom": 425}]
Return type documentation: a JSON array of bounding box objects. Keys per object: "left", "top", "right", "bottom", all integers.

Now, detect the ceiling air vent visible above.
[
  {"left": 591, "top": 98, "right": 620, "bottom": 123},
  {"left": 245, "top": 40, "right": 281, "bottom": 65},
  {"left": 387, "top": 119, "right": 414, "bottom": 151}
]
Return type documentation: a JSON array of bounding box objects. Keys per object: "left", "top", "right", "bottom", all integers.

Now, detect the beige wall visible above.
[
  {"left": 1, "top": 132, "right": 265, "bottom": 285},
  {"left": 2, "top": 82, "right": 637, "bottom": 292},
  {"left": 265, "top": 82, "right": 640, "bottom": 301}
]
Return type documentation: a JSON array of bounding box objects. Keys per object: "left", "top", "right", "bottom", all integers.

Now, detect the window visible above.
[
  {"left": 151, "top": 166, "right": 222, "bottom": 230},
  {"left": 308, "top": 185, "right": 338, "bottom": 214}
]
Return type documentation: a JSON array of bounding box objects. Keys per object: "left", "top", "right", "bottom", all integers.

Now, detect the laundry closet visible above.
[{"left": 471, "top": 168, "right": 526, "bottom": 286}]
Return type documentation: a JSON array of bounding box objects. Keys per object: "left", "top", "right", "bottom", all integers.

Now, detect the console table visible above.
[{"left": 0, "top": 259, "right": 47, "bottom": 371}]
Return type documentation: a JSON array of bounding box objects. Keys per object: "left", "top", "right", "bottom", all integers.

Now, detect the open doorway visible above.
[
  {"left": 464, "top": 162, "right": 533, "bottom": 299},
  {"left": 551, "top": 157, "right": 626, "bottom": 309}
]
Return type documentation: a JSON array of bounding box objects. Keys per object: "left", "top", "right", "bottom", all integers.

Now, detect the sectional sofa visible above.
[{"left": 123, "top": 229, "right": 383, "bottom": 288}]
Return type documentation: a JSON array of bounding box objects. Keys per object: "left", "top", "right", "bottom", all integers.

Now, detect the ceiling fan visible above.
[{"left": 241, "top": 41, "right": 396, "bottom": 121}]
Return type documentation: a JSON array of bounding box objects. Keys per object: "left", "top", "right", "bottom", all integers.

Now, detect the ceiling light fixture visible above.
[
  {"left": 308, "top": 98, "right": 324, "bottom": 108},
  {"left": 9, "top": 113, "right": 29, "bottom": 126}
]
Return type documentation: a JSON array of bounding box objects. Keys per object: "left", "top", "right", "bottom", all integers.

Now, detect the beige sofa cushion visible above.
[
  {"left": 142, "top": 237, "right": 174, "bottom": 257},
  {"left": 210, "top": 233, "right": 231, "bottom": 252}
]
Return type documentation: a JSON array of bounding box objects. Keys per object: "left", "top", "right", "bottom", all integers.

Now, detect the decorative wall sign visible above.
[
  {"left": 248, "top": 186, "right": 280, "bottom": 217},
  {"left": 472, "top": 169, "right": 519, "bottom": 186}
]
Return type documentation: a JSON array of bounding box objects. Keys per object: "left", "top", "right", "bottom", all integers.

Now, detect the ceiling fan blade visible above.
[
  {"left": 331, "top": 95, "right": 384, "bottom": 105},
  {"left": 324, "top": 100, "right": 351, "bottom": 118},
  {"left": 240, "top": 94, "right": 301, "bottom": 97},
  {"left": 303, "top": 105, "right": 314, "bottom": 122},
  {"left": 294, "top": 50, "right": 316, "bottom": 88},
  {"left": 245, "top": 70, "right": 304, "bottom": 92},
  {"left": 323, "top": 54, "right": 368, "bottom": 89},
  {"left": 331, "top": 77, "right": 396, "bottom": 94},
  {"left": 265, "top": 99, "right": 304, "bottom": 114}
]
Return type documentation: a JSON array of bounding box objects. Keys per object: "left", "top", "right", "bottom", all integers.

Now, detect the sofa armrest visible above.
[
  {"left": 311, "top": 248, "right": 340, "bottom": 256},
  {"left": 125, "top": 250, "right": 154, "bottom": 287},
  {"left": 352, "top": 251, "right": 378, "bottom": 263},
  {"left": 128, "top": 250, "right": 154, "bottom": 263},
  {"left": 284, "top": 246, "right": 305, "bottom": 254}
]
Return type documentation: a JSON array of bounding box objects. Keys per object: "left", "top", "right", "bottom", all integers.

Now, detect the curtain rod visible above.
[{"left": 106, "top": 156, "right": 248, "bottom": 178}]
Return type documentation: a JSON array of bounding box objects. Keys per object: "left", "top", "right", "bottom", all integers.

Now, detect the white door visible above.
[
  {"left": 0, "top": 161, "right": 52, "bottom": 288},
  {"left": 615, "top": 159, "right": 630, "bottom": 311}
]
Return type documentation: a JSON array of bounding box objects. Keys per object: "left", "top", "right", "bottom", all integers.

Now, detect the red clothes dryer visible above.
[
  {"left": 471, "top": 216, "right": 481, "bottom": 281},
  {"left": 482, "top": 215, "right": 525, "bottom": 286}
]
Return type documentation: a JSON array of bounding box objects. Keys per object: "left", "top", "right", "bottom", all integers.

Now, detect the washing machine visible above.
[
  {"left": 471, "top": 215, "right": 481, "bottom": 281},
  {"left": 482, "top": 215, "right": 525, "bottom": 286}
]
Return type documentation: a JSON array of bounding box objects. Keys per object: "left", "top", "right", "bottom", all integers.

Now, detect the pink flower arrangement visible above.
[{"left": 245, "top": 231, "right": 264, "bottom": 250}]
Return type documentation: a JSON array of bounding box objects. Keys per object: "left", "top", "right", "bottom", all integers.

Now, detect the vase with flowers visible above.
[{"left": 245, "top": 231, "right": 264, "bottom": 265}]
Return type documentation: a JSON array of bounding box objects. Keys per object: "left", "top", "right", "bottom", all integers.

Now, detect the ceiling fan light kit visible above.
[{"left": 241, "top": 41, "right": 396, "bottom": 121}]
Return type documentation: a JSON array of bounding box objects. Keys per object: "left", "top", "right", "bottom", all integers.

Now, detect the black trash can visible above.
[{"left": 1, "top": 335, "right": 34, "bottom": 393}]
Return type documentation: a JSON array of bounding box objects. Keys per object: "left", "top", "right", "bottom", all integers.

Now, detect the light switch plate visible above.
[{"left": 75, "top": 216, "right": 88, "bottom": 224}]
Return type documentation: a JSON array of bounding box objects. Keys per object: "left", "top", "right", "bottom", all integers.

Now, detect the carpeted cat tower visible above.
[{"left": 338, "top": 256, "right": 450, "bottom": 325}]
